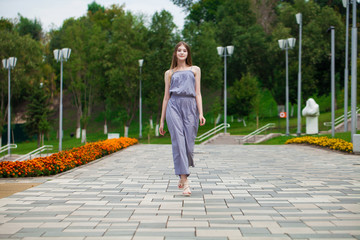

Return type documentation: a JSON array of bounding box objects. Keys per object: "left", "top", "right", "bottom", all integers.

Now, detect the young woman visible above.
[{"left": 159, "top": 41, "right": 206, "bottom": 196}]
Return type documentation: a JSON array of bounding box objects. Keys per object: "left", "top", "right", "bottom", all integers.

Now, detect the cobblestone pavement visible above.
[{"left": 0, "top": 144, "right": 359, "bottom": 240}]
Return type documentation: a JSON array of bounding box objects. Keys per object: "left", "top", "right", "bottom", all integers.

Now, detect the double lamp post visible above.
[
  {"left": 217, "top": 45, "right": 234, "bottom": 134},
  {"left": 2, "top": 57, "right": 17, "bottom": 154},
  {"left": 53, "top": 48, "right": 71, "bottom": 152}
]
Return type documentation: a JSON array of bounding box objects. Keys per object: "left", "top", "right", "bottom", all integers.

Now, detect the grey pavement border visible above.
[{"left": 0, "top": 144, "right": 359, "bottom": 240}]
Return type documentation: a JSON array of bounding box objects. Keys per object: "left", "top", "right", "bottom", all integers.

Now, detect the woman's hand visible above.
[
  {"left": 159, "top": 122, "right": 166, "bottom": 136},
  {"left": 199, "top": 115, "right": 206, "bottom": 126}
]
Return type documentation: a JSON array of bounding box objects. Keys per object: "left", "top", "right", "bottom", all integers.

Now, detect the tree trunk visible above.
[
  {"left": 256, "top": 114, "right": 259, "bottom": 129},
  {"left": 0, "top": 136, "right": 2, "bottom": 147},
  {"left": 104, "top": 118, "right": 108, "bottom": 134},
  {"left": 149, "top": 118, "right": 153, "bottom": 129},
  {"left": 155, "top": 124, "right": 159, "bottom": 137},
  {"left": 37, "top": 131, "right": 41, "bottom": 148},
  {"left": 81, "top": 129, "right": 86, "bottom": 143},
  {"left": 76, "top": 109, "right": 81, "bottom": 139},
  {"left": 124, "top": 125, "right": 129, "bottom": 138}
]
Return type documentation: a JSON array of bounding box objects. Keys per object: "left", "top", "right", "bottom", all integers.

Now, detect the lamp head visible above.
[
  {"left": 342, "top": 0, "right": 347, "bottom": 7},
  {"left": 2, "top": 59, "right": 8, "bottom": 69},
  {"left": 139, "top": 59, "right": 144, "bottom": 67},
  {"left": 226, "top": 45, "right": 234, "bottom": 56},
  {"left": 8, "top": 57, "right": 17, "bottom": 68},
  {"left": 278, "top": 39, "right": 286, "bottom": 50},
  {"left": 287, "top": 38, "right": 296, "bottom": 49},
  {"left": 217, "top": 46, "right": 224, "bottom": 56},
  {"left": 53, "top": 49, "right": 61, "bottom": 62},
  {"left": 296, "top": 13, "right": 302, "bottom": 25},
  {"left": 61, "top": 48, "right": 71, "bottom": 61}
]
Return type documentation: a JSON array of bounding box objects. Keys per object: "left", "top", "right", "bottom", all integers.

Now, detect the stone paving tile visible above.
[{"left": 0, "top": 144, "right": 359, "bottom": 239}]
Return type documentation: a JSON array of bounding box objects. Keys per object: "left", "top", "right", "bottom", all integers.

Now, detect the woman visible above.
[{"left": 159, "top": 41, "right": 206, "bottom": 196}]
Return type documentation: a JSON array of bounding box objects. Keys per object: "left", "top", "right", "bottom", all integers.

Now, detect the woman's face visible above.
[{"left": 176, "top": 44, "right": 188, "bottom": 62}]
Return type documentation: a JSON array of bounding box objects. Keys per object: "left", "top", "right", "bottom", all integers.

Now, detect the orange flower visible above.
[{"left": 0, "top": 137, "right": 138, "bottom": 178}]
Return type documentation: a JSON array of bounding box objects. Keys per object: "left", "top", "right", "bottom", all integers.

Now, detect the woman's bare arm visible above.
[
  {"left": 159, "top": 70, "right": 171, "bottom": 135},
  {"left": 194, "top": 66, "right": 206, "bottom": 126}
]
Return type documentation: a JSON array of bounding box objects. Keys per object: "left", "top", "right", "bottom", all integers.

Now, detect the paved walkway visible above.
[{"left": 0, "top": 144, "right": 359, "bottom": 240}]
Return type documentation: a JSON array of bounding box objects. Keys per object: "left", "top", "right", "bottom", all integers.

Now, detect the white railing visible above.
[
  {"left": 15, "top": 145, "right": 53, "bottom": 161},
  {"left": 240, "top": 123, "right": 275, "bottom": 143},
  {"left": 324, "top": 107, "right": 360, "bottom": 127},
  {"left": 0, "top": 144, "right": 17, "bottom": 154},
  {"left": 195, "top": 123, "right": 230, "bottom": 142},
  {"left": 0, "top": 144, "right": 18, "bottom": 160}
]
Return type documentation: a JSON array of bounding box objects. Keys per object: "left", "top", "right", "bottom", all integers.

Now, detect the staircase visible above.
[
  {"left": 202, "top": 133, "right": 280, "bottom": 145},
  {"left": 323, "top": 114, "right": 360, "bottom": 133},
  {"left": 1, "top": 155, "right": 21, "bottom": 162}
]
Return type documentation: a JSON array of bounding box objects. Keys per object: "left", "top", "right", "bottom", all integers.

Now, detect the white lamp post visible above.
[
  {"left": 342, "top": 0, "right": 350, "bottom": 132},
  {"left": 53, "top": 48, "right": 71, "bottom": 152},
  {"left": 296, "top": 13, "right": 302, "bottom": 136},
  {"left": 138, "top": 59, "right": 144, "bottom": 139},
  {"left": 350, "top": 0, "right": 358, "bottom": 141},
  {"left": 2, "top": 57, "right": 17, "bottom": 155},
  {"left": 278, "top": 38, "right": 296, "bottom": 136},
  {"left": 217, "top": 45, "right": 234, "bottom": 133}
]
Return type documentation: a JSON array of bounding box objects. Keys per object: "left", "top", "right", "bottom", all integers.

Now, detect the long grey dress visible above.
[{"left": 166, "top": 70, "right": 199, "bottom": 176}]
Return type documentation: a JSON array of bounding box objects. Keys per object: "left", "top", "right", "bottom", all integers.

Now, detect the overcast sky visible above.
[{"left": 0, "top": 0, "right": 187, "bottom": 31}]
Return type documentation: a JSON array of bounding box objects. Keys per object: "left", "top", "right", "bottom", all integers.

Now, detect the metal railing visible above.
[
  {"left": 0, "top": 144, "right": 18, "bottom": 160},
  {"left": 195, "top": 123, "right": 230, "bottom": 142},
  {"left": 0, "top": 144, "right": 17, "bottom": 154},
  {"left": 324, "top": 107, "right": 360, "bottom": 127},
  {"left": 15, "top": 145, "right": 53, "bottom": 161},
  {"left": 240, "top": 123, "right": 275, "bottom": 143}
]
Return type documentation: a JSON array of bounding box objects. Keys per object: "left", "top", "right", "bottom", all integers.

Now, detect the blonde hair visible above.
[{"left": 170, "top": 41, "right": 192, "bottom": 69}]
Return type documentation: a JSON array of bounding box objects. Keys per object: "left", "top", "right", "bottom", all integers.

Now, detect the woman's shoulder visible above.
[
  {"left": 164, "top": 69, "right": 174, "bottom": 81},
  {"left": 191, "top": 65, "right": 201, "bottom": 74}
]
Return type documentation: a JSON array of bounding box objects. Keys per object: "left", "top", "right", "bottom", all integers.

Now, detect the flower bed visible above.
[
  {"left": 285, "top": 136, "right": 353, "bottom": 153},
  {"left": 0, "top": 137, "right": 138, "bottom": 178}
]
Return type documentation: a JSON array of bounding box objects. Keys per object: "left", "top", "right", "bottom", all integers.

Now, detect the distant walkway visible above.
[{"left": 0, "top": 144, "right": 359, "bottom": 239}]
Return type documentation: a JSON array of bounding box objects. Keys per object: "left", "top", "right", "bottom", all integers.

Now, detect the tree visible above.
[
  {"left": 144, "top": 10, "right": 176, "bottom": 136},
  {"left": 25, "top": 83, "right": 52, "bottom": 147},
  {"left": 228, "top": 73, "right": 259, "bottom": 118},
  {"left": 105, "top": 10, "right": 148, "bottom": 137},
  {"left": 16, "top": 14, "right": 43, "bottom": 41},
  {"left": 88, "top": 1, "right": 105, "bottom": 14},
  {"left": 0, "top": 29, "right": 43, "bottom": 145}
]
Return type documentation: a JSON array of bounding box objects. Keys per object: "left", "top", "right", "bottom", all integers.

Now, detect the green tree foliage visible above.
[
  {"left": 105, "top": 9, "right": 148, "bottom": 136},
  {"left": 16, "top": 14, "right": 43, "bottom": 41},
  {"left": 25, "top": 83, "right": 52, "bottom": 147},
  {"left": 144, "top": 10, "right": 176, "bottom": 125},
  {"left": 0, "top": 29, "right": 43, "bottom": 137},
  {"left": 228, "top": 73, "right": 259, "bottom": 118},
  {"left": 87, "top": 1, "right": 105, "bottom": 14},
  {"left": 0, "top": 18, "right": 13, "bottom": 31}
]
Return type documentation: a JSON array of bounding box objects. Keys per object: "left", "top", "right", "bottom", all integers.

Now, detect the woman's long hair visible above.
[{"left": 170, "top": 41, "right": 192, "bottom": 69}]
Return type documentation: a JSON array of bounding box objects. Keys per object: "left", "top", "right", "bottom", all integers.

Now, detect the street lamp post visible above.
[
  {"left": 296, "top": 13, "right": 302, "bottom": 137},
  {"left": 278, "top": 38, "right": 296, "bottom": 136},
  {"left": 53, "top": 48, "right": 71, "bottom": 152},
  {"left": 2, "top": 57, "right": 17, "bottom": 155},
  {"left": 138, "top": 59, "right": 144, "bottom": 139},
  {"left": 329, "top": 26, "right": 336, "bottom": 138},
  {"left": 217, "top": 45, "right": 234, "bottom": 134},
  {"left": 342, "top": 0, "right": 350, "bottom": 132},
  {"left": 350, "top": 0, "right": 358, "bottom": 141}
]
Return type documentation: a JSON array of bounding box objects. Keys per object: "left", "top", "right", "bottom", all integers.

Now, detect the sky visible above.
[{"left": 0, "top": 0, "right": 187, "bottom": 31}]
